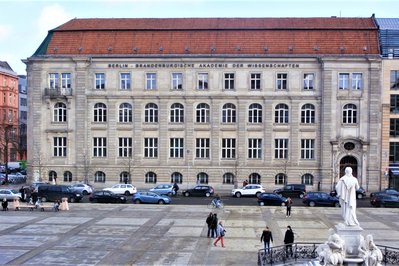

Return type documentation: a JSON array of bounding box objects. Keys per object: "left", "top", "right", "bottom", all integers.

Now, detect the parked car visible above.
[
  {"left": 273, "top": 184, "right": 306, "bottom": 198},
  {"left": 182, "top": 185, "right": 214, "bottom": 197},
  {"left": 133, "top": 191, "right": 171, "bottom": 204},
  {"left": 0, "top": 189, "right": 22, "bottom": 201},
  {"left": 31, "top": 181, "right": 50, "bottom": 190},
  {"left": 370, "top": 193, "right": 399, "bottom": 208},
  {"left": 103, "top": 184, "right": 137, "bottom": 196},
  {"left": 69, "top": 183, "right": 94, "bottom": 195},
  {"left": 370, "top": 188, "right": 399, "bottom": 198},
  {"left": 257, "top": 192, "right": 288, "bottom": 206},
  {"left": 38, "top": 185, "right": 82, "bottom": 203},
  {"left": 89, "top": 191, "right": 127, "bottom": 203},
  {"left": 149, "top": 184, "right": 175, "bottom": 196},
  {"left": 330, "top": 186, "right": 367, "bottom": 199},
  {"left": 231, "top": 184, "right": 265, "bottom": 198},
  {"left": 303, "top": 192, "right": 340, "bottom": 207}
]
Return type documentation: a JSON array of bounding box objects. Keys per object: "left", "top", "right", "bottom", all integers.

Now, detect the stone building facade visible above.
[{"left": 24, "top": 17, "right": 382, "bottom": 191}]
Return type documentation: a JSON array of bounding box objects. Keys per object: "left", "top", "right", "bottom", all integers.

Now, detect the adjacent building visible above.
[
  {"left": 24, "top": 17, "right": 383, "bottom": 191},
  {"left": 18, "top": 75, "right": 27, "bottom": 161}
]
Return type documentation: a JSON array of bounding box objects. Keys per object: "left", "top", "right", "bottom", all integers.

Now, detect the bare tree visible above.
[
  {"left": 32, "top": 149, "right": 46, "bottom": 182},
  {"left": 82, "top": 150, "right": 91, "bottom": 184}
]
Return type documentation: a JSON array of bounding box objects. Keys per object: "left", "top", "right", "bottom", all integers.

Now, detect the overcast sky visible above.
[{"left": 0, "top": 0, "right": 397, "bottom": 75}]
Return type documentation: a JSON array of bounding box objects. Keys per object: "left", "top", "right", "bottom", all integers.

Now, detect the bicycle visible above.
[{"left": 208, "top": 200, "right": 224, "bottom": 209}]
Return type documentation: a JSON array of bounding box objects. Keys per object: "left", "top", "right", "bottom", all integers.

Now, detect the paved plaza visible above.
[{"left": 0, "top": 204, "right": 398, "bottom": 265}]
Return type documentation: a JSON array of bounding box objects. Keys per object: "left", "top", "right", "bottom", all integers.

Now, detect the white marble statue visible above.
[
  {"left": 358, "top": 235, "right": 383, "bottom": 266},
  {"left": 335, "top": 167, "right": 360, "bottom": 226},
  {"left": 316, "top": 229, "right": 345, "bottom": 266}
]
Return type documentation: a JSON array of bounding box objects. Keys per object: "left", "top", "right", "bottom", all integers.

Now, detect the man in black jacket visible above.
[
  {"left": 260, "top": 226, "right": 273, "bottom": 253},
  {"left": 284, "top": 225, "right": 295, "bottom": 257}
]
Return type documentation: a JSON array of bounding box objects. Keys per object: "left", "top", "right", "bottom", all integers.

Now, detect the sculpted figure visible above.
[
  {"left": 335, "top": 167, "right": 360, "bottom": 226},
  {"left": 316, "top": 229, "right": 345, "bottom": 266},
  {"left": 359, "top": 235, "right": 383, "bottom": 266}
]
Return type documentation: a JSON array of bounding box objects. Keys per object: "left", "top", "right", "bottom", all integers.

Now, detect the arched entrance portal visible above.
[{"left": 339, "top": 156, "right": 358, "bottom": 177}]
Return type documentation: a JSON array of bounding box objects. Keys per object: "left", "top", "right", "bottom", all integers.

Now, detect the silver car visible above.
[
  {"left": 149, "top": 184, "right": 176, "bottom": 196},
  {"left": 69, "top": 183, "right": 94, "bottom": 195},
  {"left": 0, "top": 189, "right": 22, "bottom": 201}
]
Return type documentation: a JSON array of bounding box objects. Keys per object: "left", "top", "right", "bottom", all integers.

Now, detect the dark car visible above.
[
  {"left": 38, "top": 185, "right": 82, "bottom": 203},
  {"left": 273, "top": 184, "right": 306, "bottom": 198},
  {"left": 370, "top": 188, "right": 399, "bottom": 198},
  {"left": 303, "top": 192, "right": 340, "bottom": 207},
  {"left": 257, "top": 192, "right": 288, "bottom": 206},
  {"left": 132, "top": 191, "right": 171, "bottom": 204},
  {"left": 182, "top": 185, "right": 214, "bottom": 197},
  {"left": 330, "top": 186, "right": 367, "bottom": 199},
  {"left": 89, "top": 191, "right": 127, "bottom": 203},
  {"left": 370, "top": 193, "right": 399, "bottom": 208}
]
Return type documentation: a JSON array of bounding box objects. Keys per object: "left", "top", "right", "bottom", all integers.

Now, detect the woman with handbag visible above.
[{"left": 213, "top": 221, "right": 226, "bottom": 248}]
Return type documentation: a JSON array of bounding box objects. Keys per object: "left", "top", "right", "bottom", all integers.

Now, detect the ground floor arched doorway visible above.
[{"left": 339, "top": 156, "right": 358, "bottom": 178}]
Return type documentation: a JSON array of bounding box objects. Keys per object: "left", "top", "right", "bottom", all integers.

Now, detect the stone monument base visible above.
[{"left": 335, "top": 223, "right": 363, "bottom": 257}]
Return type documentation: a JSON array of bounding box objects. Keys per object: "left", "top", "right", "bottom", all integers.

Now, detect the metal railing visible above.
[{"left": 44, "top": 87, "right": 73, "bottom": 97}]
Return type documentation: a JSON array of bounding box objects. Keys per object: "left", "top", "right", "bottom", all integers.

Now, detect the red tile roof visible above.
[{"left": 35, "top": 17, "right": 380, "bottom": 56}]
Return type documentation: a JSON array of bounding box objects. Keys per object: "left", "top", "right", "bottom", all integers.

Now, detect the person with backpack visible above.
[
  {"left": 284, "top": 225, "right": 295, "bottom": 257},
  {"left": 260, "top": 226, "right": 273, "bottom": 254},
  {"left": 213, "top": 221, "right": 226, "bottom": 247}
]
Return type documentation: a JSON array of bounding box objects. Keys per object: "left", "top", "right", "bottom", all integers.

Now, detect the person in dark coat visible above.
[
  {"left": 2, "top": 198, "right": 8, "bottom": 211},
  {"left": 260, "top": 226, "right": 273, "bottom": 253},
  {"left": 286, "top": 197, "right": 293, "bottom": 217},
  {"left": 210, "top": 213, "right": 218, "bottom": 238},
  {"left": 284, "top": 225, "right": 295, "bottom": 257},
  {"left": 31, "top": 189, "right": 38, "bottom": 204},
  {"left": 206, "top": 212, "right": 213, "bottom": 238},
  {"left": 19, "top": 186, "right": 25, "bottom": 202}
]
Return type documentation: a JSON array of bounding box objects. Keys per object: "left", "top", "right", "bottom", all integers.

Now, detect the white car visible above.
[
  {"left": 0, "top": 189, "right": 22, "bottom": 201},
  {"left": 231, "top": 184, "right": 265, "bottom": 198},
  {"left": 103, "top": 184, "right": 137, "bottom": 196}
]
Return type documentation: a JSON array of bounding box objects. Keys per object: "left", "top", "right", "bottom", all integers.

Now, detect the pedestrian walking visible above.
[
  {"left": 19, "top": 186, "right": 25, "bottom": 202},
  {"left": 211, "top": 213, "right": 218, "bottom": 238},
  {"left": 260, "top": 226, "right": 273, "bottom": 254},
  {"left": 284, "top": 225, "right": 295, "bottom": 257},
  {"left": 213, "top": 221, "right": 226, "bottom": 247},
  {"left": 2, "top": 198, "right": 8, "bottom": 211},
  {"left": 206, "top": 212, "right": 213, "bottom": 238},
  {"left": 286, "top": 197, "right": 293, "bottom": 217}
]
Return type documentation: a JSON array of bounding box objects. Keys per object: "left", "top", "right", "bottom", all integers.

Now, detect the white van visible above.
[{"left": 7, "top": 162, "right": 22, "bottom": 170}]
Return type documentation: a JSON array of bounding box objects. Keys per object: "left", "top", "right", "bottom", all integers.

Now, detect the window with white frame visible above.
[
  {"left": 93, "top": 103, "right": 107, "bottom": 122},
  {"left": 49, "top": 73, "right": 59, "bottom": 89},
  {"left": 61, "top": 73, "right": 71, "bottom": 89},
  {"left": 144, "top": 137, "right": 158, "bottom": 158},
  {"left": 119, "top": 103, "right": 132, "bottom": 123},
  {"left": 172, "top": 73, "right": 183, "bottom": 90},
  {"left": 274, "top": 138, "right": 288, "bottom": 159},
  {"left": 339, "top": 73, "right": 350, "bottom": 90},
  {"left": 248, "top": 138, "right": 262, "bottom": 159},
  {"left": 250, "top": 73, "right": 261, "bottom": 90},
  {"left": 145, "top": 171, "right": 157, "bottom": 183},
  {"left": 276, "top": 73, "right": 287, "bottom": 90},
  {"left": 196, "top": 138, "right": 210, "bottom": 159},
  {"left": 301, "top": 139, "right": 315, "bottom": 159},
  {"left": 197, "top": 172, "right": 208, "bottom": 184},
  {"left": 301, "top": 173, "right": 313, "bottom": 185},
  {"left": 53, "top": 137, "right": 67, "bottom": 157},
  {"left": 222, "top": 138, "right": 236, "bottom": 159},
  {"left": 303, "top": 73, "right": 314, "bottom": 90},
  {"left": 224, "top": 73, "right": 235, "bottom": 90},
  {"left": 93, "top": 137, "right": 107, "bottom": 157},
  {"left": 342, "top": 104, "right": 357, "bottom": 124},
  {"left": 63, "top": 171, "right": 72, "bottom": 182},
  {"left": 120, "top": 73, "right": 131, "bottom": 90},
  {"left": 352, "top": 73, "right": 363, "bottom": 90},
  {"left": 222, "top": 103, "right": 236, "bottom": 123},
  {"left": 48, "top": 171, "right": 57, "bottom": 182},
  {"left": 53, "top": 102, "right": 67, "bottom": 122},
  {"left": 197, "top": 73, "right": 208, "bottom": 90},
  {"left": 248, "top": 103, "right": 263, "bottom": 123},
  {"left": 275, "top": 173, "right": 286, "bottom": 185},
  {"left": 301, "top": 104, "right": 315, "bottom": 124},
  {"left": 170, "top": 138, "right": 184, "bottom": 158},
  {"left": 196, "top": 103, "right": 210, "bottom": 123},
  {"left": 249, "top": 173, "right": 261, "bottom": 184},
  {"left": 170, "top": 103, "right": 184, "bottom": 123},
  {"left": 94, "top": 171, "right": 106, "bottom": 183},
  {"left": 95, "top": 73, "right": 105, "bottom": 89},
  {"left": 120, "top": 172, "right": 130, "bottom": 183},
  {"left": 275, "top": 104, "right": 289, "bottom": 123},
  {"left": 146, "top": 73, "right": 157, "bottom": 90},
  {"left": 118, "top": 137, "right": 132, "bottom": 157},
  {"left": 171, "top": 172, "right": 183, "bottom": 184},
  {"left": 144, "top": 103, "right": 158, "bottom": 123},
  {"left": 223, "top": 172, "right": 235, "bottom": 184}
]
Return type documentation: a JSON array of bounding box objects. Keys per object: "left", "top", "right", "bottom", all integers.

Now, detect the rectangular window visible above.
[
  {"left": 303, "top": 73, "right": 314, "bottom": 90},
  {"left": 93, "top": 137, "right": 107, "bottom": 157},
  {"left": 53, "top": 137, "right": 67, "bottom": 157},
  {"left": 391, "top": 70, "right": 399, "bottom": 90},
  {"left": 120, "top": 73, "right": 131, "bottom": 90},
  {"left": 301, "top": 139, "right": 315, "bottom": 159},
  {"left": 118, "top": 137, "right": 132, "bottom": 157},
  {"left": 352, "top": 73, "right": 362, "bottom": 90},
  {"left": 389, "top": 142, "right": 399, "bottom": 162},
  {"left": 390, "top": 119, "right": 399, "bottom": 137},
  {"left": 95, "top": 73, "right": 105, "bottom": 90},
  {"left": 49, "top": 73, "right": 59, "bottom": 89},
  {"left": 222, "top": 138, "right": 236, "bottom": 159},
  {"left": 248, "top": 138, "right": 262, "bottom": 159},
  {"left": 196, "top": 138, "right": 210, "bottom": 159},
  {"left": 172, "top": 73, "right": 183, "bottom": 90},
  {"left": 276, "top": 73, "right": 287, "bottom": 90},
  {"left": 198, "top": 73, "right": 208, "bottom": 90},
  {"left": 170, "top": 138, "right": 184, "bottom": 158},
  {"left": 250, "top": 73, "right": 261, "bottom": 90},
  {"left": 339, "top": 73, "right": 350, "bottom": 90},
  {"left": 391, "top": 95, "right": 399, "bottom": 113},
  {"left": 146, "top": 73, "right": 157, "bottom": 90},
  {"left": 274, "top": 138, "right": 288, "bottom": 159},
  {"left": 61, "top": 73, "right": 71, "bottom": 89},
  {"left": 144, "top": 137, "right": 158, "bottom": 158},
  {"left": 224, "top": 73, "right": 235, "bottom": 90}
]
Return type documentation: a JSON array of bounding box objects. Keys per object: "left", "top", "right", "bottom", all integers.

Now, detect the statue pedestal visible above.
[{"left": 335, "top": 223, "right": 363, "bottom": 257}]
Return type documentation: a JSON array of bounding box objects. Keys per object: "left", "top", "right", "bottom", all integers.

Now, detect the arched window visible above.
[
  {"left": 48, "top": 170, "right": 57, "bottom": 182},
  {"left": 249, "top": 173, "right": 261, "bottom": 184},
  {"left": 119, "top": 103, "right": 132, "bottom": 123},
  {"left": 301, "top": 173, "right": 313, "bottom": 185},
  {"left": 63, "top": 171, "right": 73, "bottom": 182},
  {"left": 170, "top": 103, "right": 184, "bottom": 123},
  {"left": 275, "top": 173, "right": 286, "bottom": 185},
  {"left": 119, "top": 171, "right": 131, "bottom": 183},
  {"left": 144, "top": 103, "right": 158, "bottom": 123},
  {"left": 248, "top": 103, "right": 263, "bottom": 123},
  {"left": 223, "top": 173, "right": 235, "bottom": 184},
  {"left": 93, "top": 103, "right": 107, "bottom": 122},
  {"left": 171, "top": 172, "right": 183, "bottom": 184},
  {"left": 343, "top": 104, "right": 357, "bottom": 124},
  {"left": 196, "top": 103, "right": 210, "bottom": 123},
  {"left": 275, "top": 104, "right": 289, "bottom": 123},
  {"left": 222, "top": 103, "right": 236, "bottom": 123},
  {"left": 301, "top": 104, "right": 315, "bottom": 124},
  {"left": 197, "top": 172, "right": 209, "bottom": 184},
  {"left": 145, "top": 172, "right": 157, "bottom": 183},
  {"left": 94, "top": 171, "right": 106, "bottom": 183},
  {"left": 53, "top": 102, "right": 67, "bottom": 122}
]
